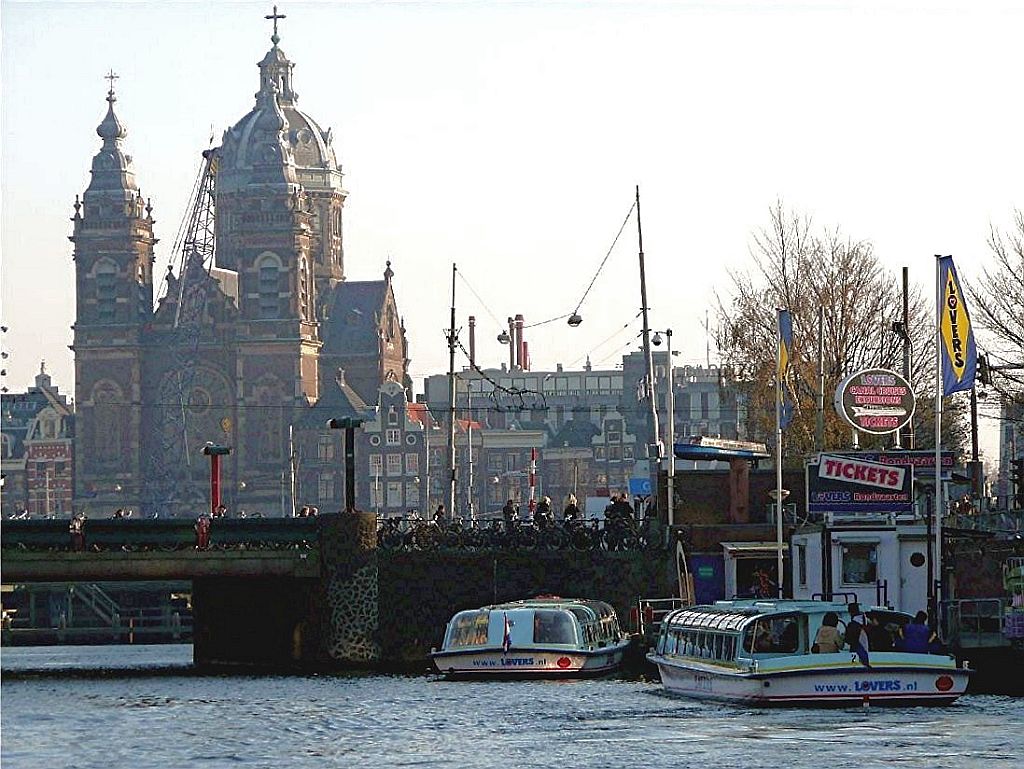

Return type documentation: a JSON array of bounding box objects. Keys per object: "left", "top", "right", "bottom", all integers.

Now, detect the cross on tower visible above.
[
  {"left": 265, "top": 5, "right": 286, "bottom": 45},
  {"left": 105, "top": 69, "right": 119, "bottom": 95}
]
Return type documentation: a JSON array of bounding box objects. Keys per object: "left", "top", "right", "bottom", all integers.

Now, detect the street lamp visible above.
[
  {"left": 328, "top": 416, "right": 366, "bottom": 513},
  {"left": 652, "top": 329, "right": 675, "bottom": 528}
]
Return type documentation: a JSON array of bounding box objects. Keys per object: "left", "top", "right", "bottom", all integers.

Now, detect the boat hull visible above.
[
  {"left": 650, "top": 655, "right": 970, "bottom": 707},
  {"left": 433, "top": 645, "right": 628, "bottom": 679}
]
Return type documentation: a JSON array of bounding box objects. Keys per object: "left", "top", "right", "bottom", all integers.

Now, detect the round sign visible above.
[{"left": 834, "top": 368, "right": 916, "bottom": 435}]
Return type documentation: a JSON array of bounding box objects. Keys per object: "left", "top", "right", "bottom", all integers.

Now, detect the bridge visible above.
[{"left": 1, "top": 513, "right": 672, "bottom": 671}]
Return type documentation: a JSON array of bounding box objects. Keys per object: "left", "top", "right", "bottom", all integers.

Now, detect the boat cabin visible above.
[
  {"left": 442, "top": 599, "right": 623, "bottom": 651},
  {"left": 656, "top": 600, "right": 913, "bottom": 665}
]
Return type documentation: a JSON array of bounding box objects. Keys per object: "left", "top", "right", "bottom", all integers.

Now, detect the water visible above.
[{"left": 2, "top": 645, "right": 1022, "bottom": 769}]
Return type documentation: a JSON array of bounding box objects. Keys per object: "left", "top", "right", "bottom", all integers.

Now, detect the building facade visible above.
[
  {"left": 0, "top": 365, "right": 74, "bottom": 516},
  {"left": 71, "top": 25, "right": 409, "bottom": 517}
]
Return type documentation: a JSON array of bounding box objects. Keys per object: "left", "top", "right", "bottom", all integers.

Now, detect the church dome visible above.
[
  {"left": 84, "top": 86, "right": 139, "bottom": 205},
  {"left": 217, "top": 38, "right": 343, "bottom": 196}
]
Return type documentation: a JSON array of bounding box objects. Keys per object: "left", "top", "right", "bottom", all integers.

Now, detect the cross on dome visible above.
[
  {"left": 265, "top": 5, "right": 286, "bottom": 46},
  {"left": 105, "top": 69, "right": 119, "bottom": 96}
]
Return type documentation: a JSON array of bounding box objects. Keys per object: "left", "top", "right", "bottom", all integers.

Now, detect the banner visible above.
[
  {"left": 777, "top": 309, "right": 794, "bottom": 429},
  {"left": 806, "top": 454, "right": 915, "bottom": 514},
  {"left": 937, "top": 256, "right": 977, "bottom": 395}
]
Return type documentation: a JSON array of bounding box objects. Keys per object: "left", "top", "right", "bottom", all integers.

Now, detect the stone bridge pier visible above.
[{"left": 192, "top": 512, "right": 380, "bottom": 669}]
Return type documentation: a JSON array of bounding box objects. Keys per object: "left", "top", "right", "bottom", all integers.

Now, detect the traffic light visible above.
[
  {"left": 977, "top": 353, "right": 991, "bottom": 386},
  {"left": 1012, "top": 457, "right": 1024, "bottom": 509}
]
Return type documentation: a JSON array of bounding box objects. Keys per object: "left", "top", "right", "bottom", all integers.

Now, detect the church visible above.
[{"left": 71, "top": 15, "right": 410, "bottom": 516}]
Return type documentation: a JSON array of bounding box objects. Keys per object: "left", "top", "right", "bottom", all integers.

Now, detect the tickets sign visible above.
[
  {"left": 807, "top": 454, "right": 914, "bottom": 514},
  {"left": 834, "top": 368, "right": 916, "bottom": 435}
]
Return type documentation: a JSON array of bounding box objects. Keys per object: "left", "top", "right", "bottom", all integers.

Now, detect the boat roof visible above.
[
  {"left": 666, "top": 599, "right": 903, "bottom": 630},
  {"left": 481, "top": 597, "right": 617, "bottom": 616}
]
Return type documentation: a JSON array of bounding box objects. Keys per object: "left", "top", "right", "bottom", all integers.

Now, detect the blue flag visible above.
[
  {"left": 937, "top": 256, "right": 977, "bottom": 396},
  {"left": 777, "top": 309, "right": 794, "bottom": 429}
]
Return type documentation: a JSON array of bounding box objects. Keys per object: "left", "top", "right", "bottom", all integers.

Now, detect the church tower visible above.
[{"left": 70, "top": 76, "right": 156, "bottom": 510}]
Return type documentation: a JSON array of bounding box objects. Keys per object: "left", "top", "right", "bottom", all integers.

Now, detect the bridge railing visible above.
[{"left": 1, "top": 516, "right": 321, "bottom": 552}]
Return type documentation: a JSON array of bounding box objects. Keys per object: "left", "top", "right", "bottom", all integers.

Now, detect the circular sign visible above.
[
  {"left": 834, "top": 368, "right": 916, "bottom": 435},
  {"left": 935, "top": 675, "right": 954, "bottom": 692},
  {"left": 910, "top": 552, "right": 926, "bottom": 568},
  {"left": 556, "top": 656, "right": 572, "bottom": 669}
]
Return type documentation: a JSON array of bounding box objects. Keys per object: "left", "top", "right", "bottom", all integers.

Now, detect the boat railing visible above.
[
  {"left": 942, "top": 597, "right": 1011, "bottom": 649},
  {"left": 633, "top": 597, "right": 686, "bottom": 637},
  {"left": 810, "top": 592, "right": 859, "bottom": 604}
]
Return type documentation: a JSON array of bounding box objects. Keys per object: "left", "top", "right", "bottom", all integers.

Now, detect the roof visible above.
[
  {"left": 296, "top": 375, "right": 371, "bottom": 429},
  {"left": 321, "top": 280, "right": 389, "bottom": 356}
]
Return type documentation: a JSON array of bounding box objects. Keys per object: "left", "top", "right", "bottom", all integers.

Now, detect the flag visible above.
[
  {"left": 501, "top": 612, "right": 512, "bottom": 654},
  {"left": 777, "top": 309, "right": 794, "bottom": 429},
  {"left": 854, "top": 626, "right": 871, "bottom": 668},
  {"left": 937, "top": 256, "right": 977, "bottom": 396}
]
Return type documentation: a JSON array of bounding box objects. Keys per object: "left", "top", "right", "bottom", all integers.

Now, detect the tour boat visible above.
[
  {"left": 431, "top": 597, "right": 630, "bottom": 678},
  {"left": 647, "top": 599, "right": 971, "bottom": 706}
]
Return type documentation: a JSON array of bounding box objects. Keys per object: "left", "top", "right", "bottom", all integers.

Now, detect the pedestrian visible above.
[
  {"left": 812, "top": 611, "right": 843, "bottom": 653},
  {"left": 213, "top": 504, "right": 227, "bottom": 519},
  {"left": 69, "top": 513, "right": 86, "bottom": 552},
  {"left": 845, "top": 602, "right": 871, "bottom": 667},
  {"left": 502, "top": 499, "right": 517, "bottom": 532},
  {"left": 899, "top": 610, "right": 937, "bottom": 654},
  {"left": 562, "top": 494, "right": 580, "bottom": 522},
  {"left": 195, "top": 513, "right": 211, "bottom": 550}
]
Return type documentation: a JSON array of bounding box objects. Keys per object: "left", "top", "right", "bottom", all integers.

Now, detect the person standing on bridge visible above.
[{"left": 69, "top": 513, "right": 86, "bottom": 552}]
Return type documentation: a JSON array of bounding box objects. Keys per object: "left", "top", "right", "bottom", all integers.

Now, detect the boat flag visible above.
[
  {"left": 937, "top": 256, "right": 977, "bottom": 396},
  {"left": 777, "top": 309, "right": 794, "bottom": 429},
  {"left": 502, "top": 612, "right": 512, "bottom": 654},
  {"left": 854, "top": 626, "right": 871, "bottom": 668}
]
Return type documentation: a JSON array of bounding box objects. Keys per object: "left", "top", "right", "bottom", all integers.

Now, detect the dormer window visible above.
[{"left": 387, "top": 406, "right": 399, "bottom": 426}]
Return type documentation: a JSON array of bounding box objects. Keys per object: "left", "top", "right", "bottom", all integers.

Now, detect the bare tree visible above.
[
  {"left": 967, "top": 209, "right": 1024, "bottom": 405},
  {"left": 716, "top": 202, "right": 967, "bottom": 463}
]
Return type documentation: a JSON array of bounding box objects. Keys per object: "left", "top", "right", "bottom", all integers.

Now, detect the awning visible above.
[{"left": 720, "top": 541, "right": 786, "bottom": 557}]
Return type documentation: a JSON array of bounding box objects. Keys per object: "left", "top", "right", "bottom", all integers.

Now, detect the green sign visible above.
[{"left": 697, "top": 565, "right": 714, "bottom": 579}]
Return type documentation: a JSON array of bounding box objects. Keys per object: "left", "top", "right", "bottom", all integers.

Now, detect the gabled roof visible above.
[
  {"left": 296, "top": 374, "right": 372, "bottom": 430},
  {"left": 321, "top": 280, "right": 389, "bottom": 356}
]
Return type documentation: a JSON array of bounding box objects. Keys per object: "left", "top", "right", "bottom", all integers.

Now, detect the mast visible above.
[
  {"left": 636, "top": 185, "right": 660, "bottom": 498},
  {"left": 446, "top": 263, "right": 458, "bottom": 523}
]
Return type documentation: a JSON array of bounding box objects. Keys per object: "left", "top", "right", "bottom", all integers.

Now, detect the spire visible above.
[
  {"left": 257, "top": 6, "right": 297, "bottom": 104},
  {"left": 84, "top": 72, "right": 139, "bottom": 206}
]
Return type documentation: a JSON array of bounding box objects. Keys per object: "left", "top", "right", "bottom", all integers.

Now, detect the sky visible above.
[{"left": 1, "top": 0, "right": 1020, "bottom": 461}]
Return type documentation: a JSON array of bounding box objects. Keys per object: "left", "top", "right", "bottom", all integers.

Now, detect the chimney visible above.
[
  {"left": 468, "top": 315, "right": 476, "bottom": 368},
  {"left": 508, "top": 317, "right": 516, "bottom": 371},
  {"left": 515, "top": 314, "right": 525, "bottom": 371}
]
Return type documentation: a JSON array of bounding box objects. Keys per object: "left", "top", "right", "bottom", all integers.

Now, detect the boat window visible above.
[
  {"left": 533, "top": 610, "right": 576, "bottom": 645},
  {"left": 742, "top": 615, "right": 802, "bottom": 654},
  {"left": 447, "top": 611, "right": 490, "bottom": 647}
]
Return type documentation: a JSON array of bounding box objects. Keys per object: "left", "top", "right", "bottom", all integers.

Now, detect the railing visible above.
[
  {"left": 633, "top": 597, "right": 686, "bottom": 637},
  {"left": 374, "top": 515, "right": 666, "bottom": 552},
  {"left": 942, "top": 597, "right": 1012, "bottom": 649},
  {"left": 0, "top": 517, "right": 320, "bottom": 553},
  {"left": 72, "top": 584, "right": 121, "bottom": 627}
]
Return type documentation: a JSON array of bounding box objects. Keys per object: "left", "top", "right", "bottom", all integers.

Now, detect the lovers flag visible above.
[
  {"left": 937, "top": 256, "right": 977, "bottom": 396},
  {"left": 777, "top": 309, "right": 794, "bottom": 429}
]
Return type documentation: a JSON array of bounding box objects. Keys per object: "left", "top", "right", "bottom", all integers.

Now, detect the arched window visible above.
[
  {"left": 93, "top": 259, "right": 118, "bottom": 322},
  {"left": 256, "top": 253, "right": 282, "bottom": 319},
  {"left": 1, "top": 433, "right": 12, "bottom": 460},
  {"left": 91, "top": 380, "right": 125, "bottom": 467}
]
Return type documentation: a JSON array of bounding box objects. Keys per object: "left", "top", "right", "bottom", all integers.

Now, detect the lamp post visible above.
[
  {"left": 328, "top": 416, "right": 366, "bottom": 513},
  {"left": 201, "top": 443, "right": 232, "bottom": 515},
  {"left": 652, "top": 329, "right": 675, "bottom": 527}
]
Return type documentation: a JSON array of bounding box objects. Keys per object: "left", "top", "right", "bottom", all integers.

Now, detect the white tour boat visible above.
[
  {"left": 431, "top": 597, "right": 630, "bottom": 678},
  {"left": 647, "top": 599, "right": 971, "bottom": 706}
]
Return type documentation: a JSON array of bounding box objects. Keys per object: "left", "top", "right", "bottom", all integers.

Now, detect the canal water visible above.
[{"left": 2, "top": 645, "right": 1022, "bottom": 768}]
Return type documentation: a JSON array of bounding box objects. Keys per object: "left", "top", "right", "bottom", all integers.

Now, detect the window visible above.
[
  {"left": 506, "top": 453, "right": 518, "bottom": 472},
  {"left": 533, "top": 610, "right": 576, "bottom": 645},
  {"left": 318, "top": 435, "right": 335, "bottom": 462},
  {"left": 386, "top": 428, "right": 401, "bottom": 446},
  {"left": 256, "top": 254, "right": 281, "bottom": 318},
  {"left": 369, "top": 480, "right": 383, "bottom": 509},
  {"left": 701, "top": 392, "right": 710, "bottom": 419},
  {"left": 487, "top": 454, "right": 503, "bottom": 472},
  {"left": 369, "top": 453, "right": 383, "bottom": 477},
  {"left": 386, "top": 453, "right": 402, "bottom": 476},
  {"left": 388, "top": 407, "right": 399, "bottom": 426},
  {"left": 405, "top": 481, "right": 420, "bottom": 507},
  {"left": 842, "top": 543, "right": 878, "bottom": 585},
  {"left": 405, "top": 453, "right": 419, "bottom": 475},
  {"left": 318, "top": 472, "right": 335, "bottom": 502},
  {"left": 299, "top": 258, "right": 310, "bottom": 320},
  {"left": 608, "top": 446, "right": 622, "bottom": 461},
  {"left": 94, "top": 259, "right": 118, "bottom": 322},
  {"left": 623, "top": 445, "right": 635, "bottom": 460},
  {"left": 797, "top": 544, "right": 807, "bottom": 587},
  {"left": 386, "top": 481, "right": 402, "bottom": 508}
]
